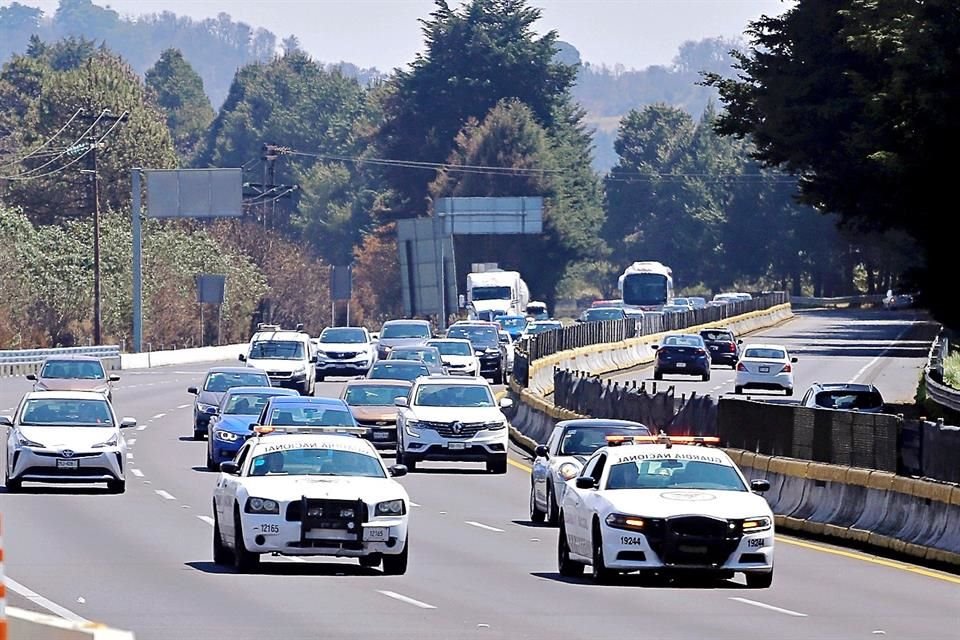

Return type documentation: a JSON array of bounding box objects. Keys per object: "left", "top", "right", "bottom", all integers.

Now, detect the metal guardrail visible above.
[
  {"left": 790, "top": 294, "right": 885, "bottom": 308},
  {"left": 0, "top": 345, "right": 121, "bottom": 365},
  {"left": 925, "top": 333, "right": 960, "bottom": 412}
]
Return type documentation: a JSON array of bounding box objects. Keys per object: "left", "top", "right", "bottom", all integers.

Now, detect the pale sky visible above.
[{"left": 12, "top": 0, "right": 791, "bottom": 71}]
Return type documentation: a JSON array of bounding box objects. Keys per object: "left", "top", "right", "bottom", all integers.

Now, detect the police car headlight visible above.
[
  {"left": 215, "top": 430, "right": 241, "bottom": 442},
  {"left": 741, "top": 516, "right": 772, "bottom": 532},
  {"left": 375, "top": 499, "right": 406, "bottom": 516},
  {"left": 558, "top": 463, "right": 579, "bottom": 480},
  {"left": 245, "top": 497, "right": 279, "bottom": 514},
  {"left": 605, "top": 513, "right": 648, "bottom": 532}
]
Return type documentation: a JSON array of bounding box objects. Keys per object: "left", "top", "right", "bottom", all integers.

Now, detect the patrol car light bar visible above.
[
  {"left": 605, "top": 434, "right": 720, "bottom": 449},
  {"left": 251, "top": 425, "right": 369, "bottom": 436}
]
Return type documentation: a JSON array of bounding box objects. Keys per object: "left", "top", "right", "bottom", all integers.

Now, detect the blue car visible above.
[
  {"left": 495, "top": 315, "right": 529, "bottom": 340},
  {"left": 205, "top": 386, "right": 299, "bottom": 470}
]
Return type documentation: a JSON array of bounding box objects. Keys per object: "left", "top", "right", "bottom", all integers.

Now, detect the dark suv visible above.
[
  {"left": 446, "top": 322, "right": 506, "bottom": 384},
  {"left": 699, "top": 328, "right": 742, "bottom": 368},
  {"left": 800, "top": 383, "right": 885, "bottom": 413}
]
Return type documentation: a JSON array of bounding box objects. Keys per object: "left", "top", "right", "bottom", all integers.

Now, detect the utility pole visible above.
[
  {"left": 79, "top": 109, "right": 128, "bottom": 345},
  {"left": 244, "top": 143, "right": 297, "bottom": 228}
]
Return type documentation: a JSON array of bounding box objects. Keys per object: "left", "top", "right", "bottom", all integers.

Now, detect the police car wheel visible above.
[
  {"left": 557, "top": 520, "right": 584, "bottom": 578},
  {"left": 591, "top": 524, "right": 616, "bottom": 583},
  {"left": 529, "top": 485, "right": 545, "bottom": 523},
  {"left": 546, "top": 484, "right": 560, "bottom": 526},
  {"left": 382, "top": 539, "right": 408, "bottom": 575},
  {"left": 359, "top": 554, "right": 382, "bottom": 568},
  {"left": 745, "top": 571, "right": 773, "bottom": 589},
  {"left": 4, "top": 472, "right": 21, "bottom": 492},
  {"left": 232, "top": 509, "right": 260, "bottom": 573},
  {"left": 213, "top": 511, "right": 232, "bottom": 566}
]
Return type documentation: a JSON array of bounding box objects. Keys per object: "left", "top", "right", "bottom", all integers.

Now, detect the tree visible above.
[
  {"left": 377, "top": 0, "right": 577, "bottom": 217},
  {"left": 703, "top": 0, "right": 957, "bottom": 325},
  {"left": 145, "top": 48, "right": 215, "bottom": 160}
]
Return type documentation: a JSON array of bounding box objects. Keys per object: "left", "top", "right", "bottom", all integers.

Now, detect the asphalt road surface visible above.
[{"left": 1, "top": 308, "right": 957, "bottom": 639}]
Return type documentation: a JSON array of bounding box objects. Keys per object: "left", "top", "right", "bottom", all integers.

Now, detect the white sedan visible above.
[
  {"left": 212, "top": 427, "right": 410, "bottom": 573},
  {"left": 558, "top": 437, "right": 775, "bottom": 587},
  {"left": 734, "top": 343, "right": 797, "bottom": 396}
]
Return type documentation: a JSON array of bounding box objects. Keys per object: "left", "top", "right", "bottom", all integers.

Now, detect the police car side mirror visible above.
[
  {"left": 650, "top": 344, "right": 659, "bottom": 350},
  {"left": 0, "top": 415, "right": 12, "bottom": 427},
  {"left": 534, "top": 444, "right": 549, "bottom": 458},
  {"left": 750, "top": 479, "right": 771, "bottom": 493},
  {"left": 248, "top": 423, "right": 259, "bottom": 431},
  {"left": 790, "top": 357, "right": 798, "bottom": 363},
  {"left": 576, "top": 476, "right": 597, "bottom": 490},
  {"left": 120, "top": 417, "right": 137, "bottom": 429},
  {"left": 238, "top": 353, "right": 246, "bottom": 362},
  {"left": 26, "top": 373, "right": 37, "bottom": 381},
  {"left": 389, "top": 464, "right": 408, "bottom": 478},
  {"left": 109, "top": 374, "right": 120, "bottom": 382},
  {"left": 310, "top": 355, "right": 318, "bottom": 363},
  {"left": 220, "top": 461, "right": 240, "bottom": 475},
  {"left": 187, "top": 386, "right": 198, "bottom": 395}
]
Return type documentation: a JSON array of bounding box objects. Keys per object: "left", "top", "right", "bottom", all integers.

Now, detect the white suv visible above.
[
  {"left": 240, "top": 324, "right": 317, "bottom": 396},
  {"left": 395, "top": 376, "right": 513, "bottom": 473}
]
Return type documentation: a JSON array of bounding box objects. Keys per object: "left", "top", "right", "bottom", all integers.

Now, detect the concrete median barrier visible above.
[{"left": 120, "top": 343, "right": 247, "bottom": 370}]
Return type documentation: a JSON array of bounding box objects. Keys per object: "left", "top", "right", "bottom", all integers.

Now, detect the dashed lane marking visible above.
[
  {"left": 136, "top": 425, "right": 147, "bottom": 431},
  {"left": 177, "top": 404, "right": 191, "bottom": 409},
  {"left": 377, "top": 590, "right": 437, "bottom": 610},
  {"left": 465, "top": 521, "right": 504, "bottom": 533},
  {"left": 197, "top": 516, "right": 214, "bottom": 526},
  {"left": 130, "top": 469, "right": 144, "bottom": 477},
  {"left": 730, "top": 597, "right": 808, "bottom": 618},
  {"left": 151, "top": 413, "right": 166, "bottom": 420},
  {"left": 155, "top": 490, "right": 176, "bottom": 500}
]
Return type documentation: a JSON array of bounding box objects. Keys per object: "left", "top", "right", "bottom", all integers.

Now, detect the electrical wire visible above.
[
  {"left": 0, "top": 108, "right": 84, "bottom": 171},
  {"left": 0, "top": 109, "right": 109, "bottom": 181}
]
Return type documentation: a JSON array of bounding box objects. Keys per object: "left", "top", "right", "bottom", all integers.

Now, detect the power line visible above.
[
  {"left": 281, "top": 148, "right": 565, "bottom": 176},
  {"left": 0, "top": 109, "right": 109, "bottom": 181},
  {"left": 0, "top": 108, "right": 85, "bottom": 171}
]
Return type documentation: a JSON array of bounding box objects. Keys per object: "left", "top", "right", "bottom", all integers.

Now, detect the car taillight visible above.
[
  {"left": 726, "top": 342, "right": 736, "bottom": 352},
  {"left": 736, "top": 362, "right": 747, "bottom": 371},
  {"left": 696, "top": 348, "right": 706, "bottom": 356},
  {"left": 781, "top": 363, "right": 792, "bottom": 373}
]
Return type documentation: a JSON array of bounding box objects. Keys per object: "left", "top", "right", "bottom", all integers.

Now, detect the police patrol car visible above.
[
  {"left": 211, "top": 425, "right": 410, "bottom": 574},
  {"left": 557, "top": 434, "right": 774, "bottom": 587}
]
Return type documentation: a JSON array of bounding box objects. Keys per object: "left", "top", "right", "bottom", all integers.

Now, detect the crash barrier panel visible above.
[
  {"left": 922, "top": 331, "right": 960, "bottom": 413},
  {"left": 736, "top": 453, "right": 960, "bottom": 566},
  {"left": 119, "top": 343, "right": 247, "bottom": 370},
  {"left": 5, "top": 607, "right": 136, "bottom": 639},
  {"left": 790, "top": 294, "right": 885, "bottom": 308},
  {"left": 0, "top": 346, "right": 121, "bottom": 377}
]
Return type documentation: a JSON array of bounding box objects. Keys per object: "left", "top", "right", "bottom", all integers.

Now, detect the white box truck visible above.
[{"left": 465, "top": 270, "right": 530, "bottom": 321}]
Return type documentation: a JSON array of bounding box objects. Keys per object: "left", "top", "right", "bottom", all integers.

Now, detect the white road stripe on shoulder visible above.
[
  {"left": 136, "top": 425, "right": 147, "bottom": 431},
  {"left": 130, "top": 469, "right": 144, "bottom": 477},
  {"left": 177, "top": 404, "right": 191, "bottom": 409},
  {"left": 155, "top": 490, "right": 176, "bottom": 500},
  {"left": 197, "top": 515, "right": 214, "bottom": 526},
  {"left": 730, "top": 597, "right": 807, "bottom": 617},
  {"left": 151, "top": 413, "right": 166, "bottom": 420},
  {"left": 4, "top": 576, "right": 89, "bottom": 622},
  {"left": 465, "top": 521, "right": 504, "bottom": 533},
  {"left": 377, "top": 590, "right": 437, "bottom": 609}
]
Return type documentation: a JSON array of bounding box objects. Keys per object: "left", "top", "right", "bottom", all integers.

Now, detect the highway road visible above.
[
  {"left": 604, "top": 308, "right": 939, "bottom": 407},
  {"left": 1, "top": 308, "right": 958, "bottom": 639}
]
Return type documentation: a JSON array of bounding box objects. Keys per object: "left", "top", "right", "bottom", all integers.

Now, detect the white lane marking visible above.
[
  {"left": 849, "top": 321, "right": 916, "bottom": 384},
  {"left": 4, "top": 576, "right": 89, "bottom": 622},
  {"left": 127, "top": 439, "right": 136, "bottom": 446},
  {"left": 130, "top": 469, "right": 144, "bottom": 477},
  {"left": 177, "top": 404, "right": 191, "bottom": 409},
  {"left": 126, "top": 453, "right": 134, "bottom": 459},
  {"left": 197, "top": 515, "right": 215, "bottom": 526},
  {"left": 155, "top": 490, "right": 176, "bottom": 500},
  {"left": 136, "top": 425, "right": 147, "bottom": 431},
  {"left": 377, "top": 590, "right": 437, "bottom": 609},
  {"left": 730, "top": 597, "right": 808, "bottom": 617},
  {"left": 151, "top": 413, "right": 166, "bottom": 420},
  {"left": 465, "top": 520, "right": 504, "bottom": 533}
]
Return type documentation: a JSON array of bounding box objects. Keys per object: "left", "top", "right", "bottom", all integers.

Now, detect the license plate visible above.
[
  {"left": 447, "top": 442, "right": 466, "bottom": 450},
  {"left": 257, "top": 523, "right": 280, "bottom": 535},
  {"left": 373, "top": 431, "right": 390, "bottom": 440},
  {"left": 675, "top": 362, "right": 686, "bottom": 368},
  {"left": 710, "top": 345, "right": 718, "bottom": 350},
  {"left": 759, "top": 366, "right": 770, "bottom": 373},
  {"left": 679, "top": 545, "right": 707, "bottom": 554},
  {"left": 363, "top": 527, "right": 388, "bottom": 541},
  {"left": 56, "top": 459, "right": 79, "bottom": 470}
]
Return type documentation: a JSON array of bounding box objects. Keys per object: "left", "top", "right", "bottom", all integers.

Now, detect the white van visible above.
[{"left": 239, "top": 324, "right": 317, "bottom": 395}]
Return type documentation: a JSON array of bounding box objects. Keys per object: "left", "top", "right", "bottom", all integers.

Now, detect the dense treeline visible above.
[{"left": 0, "top": 0, "right": 940, "bottom": 349}]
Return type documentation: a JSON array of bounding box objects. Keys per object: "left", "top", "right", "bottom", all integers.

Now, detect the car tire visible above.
[
  {"left": 107, "top": 479, "right": 125, "bottom": 493},
  {"left": 317, "top": 374, "right": 325, "bottom": 382},
  {"left": 382, "top": 538, "right": 408, "bottom": 575},
  {"left": 486, "top": 455, "right": 508, "bottom": 474},
  {"left": 734, "top": 386, "right": 743, "bottom": 395},
  {"left": 591, "top": 523, "right": 616, "bottom": 584},
  {"left": 233, "top": 508, "right": 260, "bottom": 573},
  {"left": 206, "top": 446, "right": 218, "bottom": 472},
  {"left": 193, "top": 428, "right": 205, "bottom": 441},
  {"left": 359, "top": 554, "right": 382, "bottom": 569},
  {"left": 746, "top": 570, "right": 773, "bottom": 588},
  {"left": 529, "top": 484, "right": 545, "bottom": 523},
  {"left": 4, "top": 472, "right": 21, "bottom": 493},
  {"left": 557, "top": 519, "right": 584, "bottom": 578},
  {"left": 546, "top": 483, "right": 560, "bottom": 526},
  {"left": 493, "top": 368, "right": 504, "bottom": 385},
  {"left": 654, "top": 370, "right": 663, "bottom": 381},
  {"left": 213, "top": 510, "right": 232, "bottom": 566},
  {"left": 702, "top": 371, "right": 711, "bottom": 382}
]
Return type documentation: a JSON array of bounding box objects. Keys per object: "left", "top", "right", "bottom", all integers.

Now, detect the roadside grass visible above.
[{"left": 944, "top": 351, "right": 960, "bottom": 389}]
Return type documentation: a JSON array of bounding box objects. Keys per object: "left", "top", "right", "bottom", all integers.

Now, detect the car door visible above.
[
  {"left": 566, "top": 452, "right": 606, "bottom": 557},
  {"left": 532, "top": 427, "right": 561, "bottom": 507},
  {"left": 216, "top": 442, "right": 252, "bottom": 539}
]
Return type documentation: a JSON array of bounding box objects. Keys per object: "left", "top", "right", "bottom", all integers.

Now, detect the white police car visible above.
[
  {"left": 557, "top": 435, "right": 774, "bottom": 587},
  {"left": 530, "top": 419, "right": 651, "bottom": 525},
  {"left": 212, "top": 426, "right": 410, "bottom": 574}
]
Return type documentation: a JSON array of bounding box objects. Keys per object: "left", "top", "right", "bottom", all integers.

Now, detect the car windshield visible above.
[
  {"left": 40, "top": 360, "right": 106, "bottom": 380},
  {"left": 389, "top": 349, "right": 439, "bottom": 365},
  {"left": 319, "top": 328, "right": 366, "bottom": 344},
  {"left": 497, "top": 317, "right": 526, "bottom": 329},
  {"left": 369, "top": 362, "right": 430, "bottom": 381},
  {"left": 430, "top": 341, "right": 472, "bottom": 356},
  {"left": 249, "top": 448, "right": 384, "bottom": 478},
  {"left": 344, "top": 384, "right": 408, "bottom": 406},
  {"left": 701, "top": 331, "right": 734, "bottom": 342},
  {"left": 447, "top": 326, "right": 498, "bottom": 346},
  {"left": 20, "top": 398, "right": 113, "bottom": 426},
  {"left": 223, "top": 392, "right": 277, "bottom": 415},
  {"left": 204, "top": 371, "right": 270, "bottom": 392},
  {"left": 585, "top": 308, "right": 623, "bottom": 321},
  {"left": 559, "top": 427, "right": 651, "bottom": 455},
  {"left": 380, "top": 323, "right": 431, "bottom": 339},
  {"left": 744, "top": 348, "right": 786, "bottom": 359},
  {"left": 663, "top": 335, "right": 704, "bottom": 347},
  {"left": 415, "top": 384, "right": 495, "bottom": 407},
  {"left": 606, "top": 460, "right": 746, "bottom": 491},
  {"left": 815, "top": 390, "right": 884, "bottom": 411},
  {"left": 249, "top": 341, "right": 305, "bottom": 360},
  {"left": 267, "top": 405, "right": 355, "bottom": 426},
  {"left": 471, "top": 286, "right": 512, "bottom": 301}
]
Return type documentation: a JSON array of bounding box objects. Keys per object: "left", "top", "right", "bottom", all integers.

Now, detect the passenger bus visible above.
[{"left": 617, "top": 261, "right": 674, "bottom": 310}]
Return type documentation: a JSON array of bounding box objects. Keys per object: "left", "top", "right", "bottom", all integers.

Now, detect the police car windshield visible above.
[
  {"left": 559, "top": 427, "right": 650, "bottom": 455},
  {"left": 223, "top": 392, "right": 275, "bottom": 415},
  {"left": 606, "top": 459, "right": 746, "bottom": 492},
  {"left": 415, "top": 384, "right": 494, "bottom": 407},
  {"left": 249, "top": 341, "right": 305, "bottom": 360},
  {"left": 249, "top": 448, "right": 385, "bottom": 478}
]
